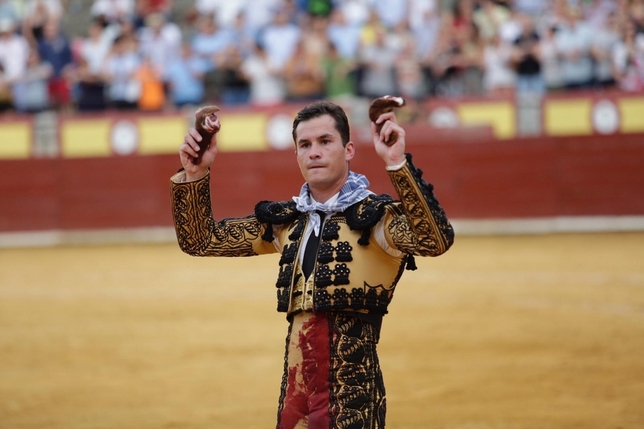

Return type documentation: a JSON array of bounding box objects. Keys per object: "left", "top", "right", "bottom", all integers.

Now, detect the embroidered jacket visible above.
[{"left": 171, "top": 154, "right": 454, "bottom": 316}]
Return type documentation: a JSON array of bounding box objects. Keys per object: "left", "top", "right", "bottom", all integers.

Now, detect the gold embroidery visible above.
[
  {"left": 171, "top": 173, "right": 262, "bottom": 257},
  {"left": 387, "top": 162, "right": 453, "bottom": 256},
  {"left": 329, "top": 314, "right": 386, "bottom": 428}
]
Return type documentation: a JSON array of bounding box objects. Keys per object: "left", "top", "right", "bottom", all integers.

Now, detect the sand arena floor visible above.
[{"left": 1, "top": 233, "right": 643, "bottom": 429}]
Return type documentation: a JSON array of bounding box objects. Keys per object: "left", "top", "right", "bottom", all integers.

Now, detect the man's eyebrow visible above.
[{"left": 297, "top": 133, "right": 335, "bottom": 144}]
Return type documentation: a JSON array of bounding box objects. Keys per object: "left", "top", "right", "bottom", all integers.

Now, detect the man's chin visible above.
[
  {"left": 306, "top": 175, "right": 330, "bottom": 189},
  {"left": 306, "top": 169, "right": 326, "bottom": 180}
]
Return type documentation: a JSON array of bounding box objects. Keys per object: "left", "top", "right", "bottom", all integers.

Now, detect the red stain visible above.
[{"left": 278, "top": 313, "right": 332, "bottom": 429}]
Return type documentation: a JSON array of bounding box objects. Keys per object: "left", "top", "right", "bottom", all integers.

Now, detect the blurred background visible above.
[
  {"left": 0, "top": 0, "right": 643, "bottom": 242},
  {"left": 0, "top": 0, "right": 643, "bottom": 428}
]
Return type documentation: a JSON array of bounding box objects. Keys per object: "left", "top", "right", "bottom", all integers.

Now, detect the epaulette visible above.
[
  {"left": 344, "top": 194, "right": 394, "bottom": 245},
  {"left": 255, "top": 200, "right": 300, "bottom": 242}
]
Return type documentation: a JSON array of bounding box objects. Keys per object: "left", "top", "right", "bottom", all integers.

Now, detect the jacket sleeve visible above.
[
  {"left": 170, "top": 171, "right": 277, "bottom": 257},
  {"left": 384, "top": 153, "right": 454, "bottom": 257}
]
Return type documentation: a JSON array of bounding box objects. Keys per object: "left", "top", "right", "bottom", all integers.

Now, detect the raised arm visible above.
[
  {"left": 371, "top": 104, "right": 454, "bottom": 257},
  {"left": 385, "top": 155, "right": 454, "bottom": 256},
  {"left": 171, "top": 171, "right": 274, "bottom": 257},
  {"left": 171, "top": 111, "right": 276, "bottom": 257}
]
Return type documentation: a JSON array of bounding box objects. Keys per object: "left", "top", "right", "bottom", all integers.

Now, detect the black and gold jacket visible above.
[{"left": 171, "top": 153, "right": 454, "bottom": 317}]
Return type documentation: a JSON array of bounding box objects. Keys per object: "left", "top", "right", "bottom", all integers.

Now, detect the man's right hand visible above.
[{"left": 179, "top": 127, "right": 218, "bottom": 181}]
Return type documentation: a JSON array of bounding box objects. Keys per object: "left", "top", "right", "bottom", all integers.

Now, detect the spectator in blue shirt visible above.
[
  {"left": 37, "top": 18, "right": 73, "bottom": 109},
  {"left": 165, "top": 43, "right": 207, "bottom": 108}
]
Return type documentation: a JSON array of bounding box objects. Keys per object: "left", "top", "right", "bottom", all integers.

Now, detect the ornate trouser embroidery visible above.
[{"left": 277, "top": 312, "right": 386, "bottom": 429}]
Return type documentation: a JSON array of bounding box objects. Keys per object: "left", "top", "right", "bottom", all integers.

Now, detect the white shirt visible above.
[
  {"left": 91, "top": 0, "right": 134, "bottom": 20},
  {"left": 483, "top": 42, "right": 517, "bottom": 90},
  {"left": 241, "top": 53, "right": 286, "bottom": 106},
  {"left": 25, "top": 0, "right": 63, "bottom": 20},
  {"left": 261, "top": 22, "right": 301, "bottom": 71},
  {"left": 196, "top": 0, "right": 248, "bottom": 29},
  {"left": 138, "top": 23, "right": 182, "bottom": 76},
  {"left": 80, "top": 32, "right": 114, "bottom": 75},
  {"left": 274, "top": 191, "right": 403, "bottom": 264},
  {"left": 0, "top": 32, "right": 29, "bottom": 82}
]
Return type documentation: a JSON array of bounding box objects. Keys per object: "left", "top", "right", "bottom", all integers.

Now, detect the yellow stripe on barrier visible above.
[
  {"left": 62, "top": 120, "right": 111, "bottom": 157},
  {"left": 217, "top": 113, "right": 268, "bottom": 152},
  {"left": 619, "top": 97, "right": 644, "bottom": 133},
  {"left": 457, "top": 102, "right": 516, "bottom": 139},
  {"left": 544, "top": 99, "right": 592, "bottom": 136},
  {"left": 0, "top": 123, "right": 30, "bottom": 159},
  {"left": 138, "top": 117, "right": 187, "bottom": 154}
]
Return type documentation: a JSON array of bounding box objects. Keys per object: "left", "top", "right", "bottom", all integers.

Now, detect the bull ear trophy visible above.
[
  {"left": 368, "top": 96, "right": 406, "bottom": 146},
  {"left": 193, "top": 105, "right": 221, "bottom": 164}
]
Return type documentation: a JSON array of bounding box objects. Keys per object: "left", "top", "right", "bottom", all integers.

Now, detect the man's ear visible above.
[{"left": 345, "top": 141, "right": 355, "bottom": 162}]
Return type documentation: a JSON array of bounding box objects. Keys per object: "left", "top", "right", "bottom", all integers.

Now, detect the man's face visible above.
[{"left": 294, "top": 114, "right": 355, "bottom": 196}]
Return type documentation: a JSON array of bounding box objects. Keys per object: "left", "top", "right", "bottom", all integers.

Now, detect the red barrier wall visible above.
[{"left": 1, "top": 132, "right": 643, "bottom": 233}]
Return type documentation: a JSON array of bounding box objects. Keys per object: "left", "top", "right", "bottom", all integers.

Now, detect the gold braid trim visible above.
[
  {"left": 387, "top": 156, "right": 454, "bottom": 256},
  {"left": 171, "top": 172, "right": 261, "bottom": 257}
]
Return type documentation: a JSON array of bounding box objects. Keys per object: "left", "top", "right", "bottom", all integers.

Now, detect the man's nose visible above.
[{"left": 309, "top": 142, "right": 321, "bottom": 158}]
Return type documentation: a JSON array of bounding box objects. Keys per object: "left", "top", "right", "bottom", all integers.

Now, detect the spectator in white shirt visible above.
[
  {"left": 327, "top": 8, "right": 362, "bottom": 60},
  {"left": 102, "top": 33, "right": 141, "bottom": 109},
  {"left": 0, "top": 17, "right": 28, "bottom": 110},
  {"left": 91, "top": 0, "right": 135, "bottom": 24},
  {"left": 591, "top": 11, "right": 620, "bottom": 88},
  {"left": 0, "top": 18, "right": 29, "bottom": 86},
  {"left": 241, "top": 0, "right": 283, "bottom": 40},
  {"left": 12, "top": 48, "right": 52, "bottom": 112},
  {"left": 241, "top": 41, "right": 286, "bottom": 106},
  {"left": 339, "top": 0, "right": 370, "bottom": 27},
  {"left": 373, "top": 0, "right": 408, "bottom": 29},
  {"left": 138, "top": 12, "right": 182, "bottom": 78},
  {"left": 483, "top": 32, "right": 517, "bottom": 95},
  {"left": 195, "top": 0, "right": 248, "bottom": 29},
  {"left": 24, "top": 0, "right": 62, "bottom": 21},
  {"left": 260, "top": 7, "right": 301, "bottom": 71},
  {"left": 612, "top": 20, "right": 644, "bottom": 92},
  {"left": 554, "top": 5, "right": 594, "bottom": 89},
  {"left": 79, "top": 19, "right": 114, "bottom": 77}
]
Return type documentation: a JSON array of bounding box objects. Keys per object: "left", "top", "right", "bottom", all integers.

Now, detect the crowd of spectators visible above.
[{"left": 0, "top": 0, "right": 643, "bottom": 114}]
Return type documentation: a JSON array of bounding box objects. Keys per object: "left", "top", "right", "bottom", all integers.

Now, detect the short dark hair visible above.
[{"left": 292, "top": 101, "right": 350, "bottom": 146}]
